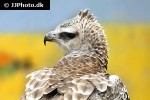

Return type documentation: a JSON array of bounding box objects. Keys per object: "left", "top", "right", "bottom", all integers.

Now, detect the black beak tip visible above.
[{"left": 44, "top": 36, "right": 47, "bottom": 46}]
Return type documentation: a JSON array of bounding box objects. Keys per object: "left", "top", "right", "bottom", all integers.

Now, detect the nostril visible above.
[{"left": 52, "top": 34, "right": 56, "bottom": 38}]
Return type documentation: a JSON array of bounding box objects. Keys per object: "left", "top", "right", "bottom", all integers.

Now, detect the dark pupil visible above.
[
  {"left": 67, "top": 33, "right": 76, "bottom": 39},
  {"left": 60, "top": 32, "right": 77, "bottom": 40}
]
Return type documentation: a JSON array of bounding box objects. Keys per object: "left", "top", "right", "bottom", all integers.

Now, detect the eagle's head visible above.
[{"left": 44, "top": 9, "right": 108, "bottom": 57}]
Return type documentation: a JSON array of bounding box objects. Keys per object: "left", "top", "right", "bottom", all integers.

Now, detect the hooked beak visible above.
[{"left": 44, "top": 32, "right": 56, "bottom": 46}]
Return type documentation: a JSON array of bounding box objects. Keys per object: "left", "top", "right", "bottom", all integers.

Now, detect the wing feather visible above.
[{"left": 22, "top": 68, "right": 129, "bottom": 100}]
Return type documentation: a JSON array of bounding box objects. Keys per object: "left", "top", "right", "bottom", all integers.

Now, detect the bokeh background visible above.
[{"left": 0, "top": 0, "right": 150, "bottom": 100}]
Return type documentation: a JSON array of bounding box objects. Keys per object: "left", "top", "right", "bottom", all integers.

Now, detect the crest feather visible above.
[{"left": 78, "top": 9, "right": 95, "bottom": 21}]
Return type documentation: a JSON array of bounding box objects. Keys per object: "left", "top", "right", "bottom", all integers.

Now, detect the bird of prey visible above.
[{"left": 21, "top": 9, "right": 130, "bottom": 100}]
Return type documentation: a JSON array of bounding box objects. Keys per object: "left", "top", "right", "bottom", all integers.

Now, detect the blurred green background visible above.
[{"left": 0, "top": 0, "right": 150, "bottom": 100}]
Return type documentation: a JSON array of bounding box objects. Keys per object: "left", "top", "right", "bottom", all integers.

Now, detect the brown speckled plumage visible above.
[{"left": 21, "top": 9, "right": 129, "bottom": 100}]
